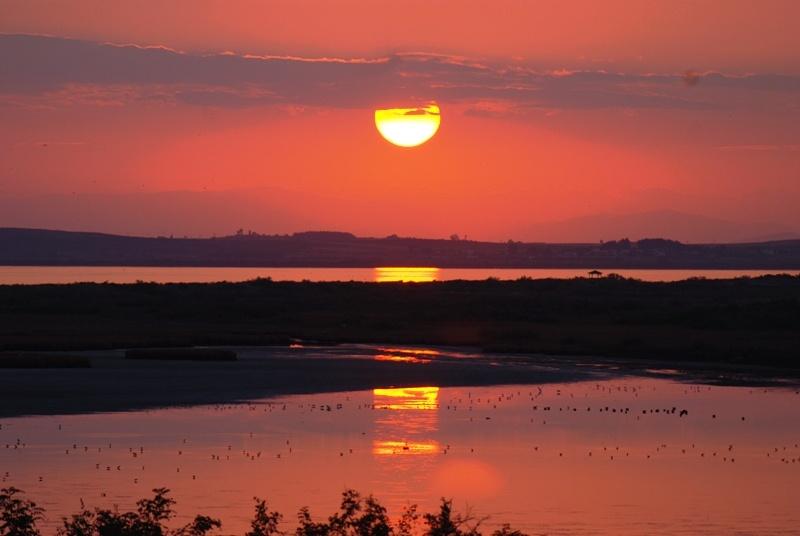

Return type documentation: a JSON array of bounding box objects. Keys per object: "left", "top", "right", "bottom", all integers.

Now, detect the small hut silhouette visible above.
[{"left": 588, "top": 270, "right": 603, "bottom": 278}]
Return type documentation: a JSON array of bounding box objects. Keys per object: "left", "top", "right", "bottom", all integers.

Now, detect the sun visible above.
[{"left": 374, "top": 104, "right": 440, "bottom": 147}]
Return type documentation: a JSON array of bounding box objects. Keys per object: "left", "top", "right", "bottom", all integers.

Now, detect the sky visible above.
[{"left": 1, "top": 0, "right": 799, "bottom": 242}]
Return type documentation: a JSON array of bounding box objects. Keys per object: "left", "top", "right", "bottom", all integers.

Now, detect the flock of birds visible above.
[{"left": 1, "top": 382, "right": 799, "bottom": 498}]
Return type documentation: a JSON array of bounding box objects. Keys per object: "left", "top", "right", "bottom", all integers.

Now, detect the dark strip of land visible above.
[
  {"left": 1, "top": 275, "right": 800, "bottom": 365},
  {"left": 3, "top": 227, "right": 800, "bottom": 268},
  {"left": 2, "top": 276, "right": 800, "bottom": 417}
]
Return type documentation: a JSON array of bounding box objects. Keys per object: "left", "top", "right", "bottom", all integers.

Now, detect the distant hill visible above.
[
  {"left": 523, "top": 210, "right": 798, "bottom": 244},
  {"left": 3, "top": 191, "right": 798, "bottom": 245},
  {"left": 2, "top": 228, "right": 800, "bottom": 269}
]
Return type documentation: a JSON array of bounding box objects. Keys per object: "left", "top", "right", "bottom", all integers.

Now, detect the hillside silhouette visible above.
[{"left": 2, "top": 228, "right": 800, "bottom": 268}]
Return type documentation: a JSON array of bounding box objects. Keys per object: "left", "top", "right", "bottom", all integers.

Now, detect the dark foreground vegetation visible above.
[
  {"left": 2, "top": 275, "right": 800, "bottom": 367},
  {"left": 0, "top": 487, "right": 521, "bottom": 536}
]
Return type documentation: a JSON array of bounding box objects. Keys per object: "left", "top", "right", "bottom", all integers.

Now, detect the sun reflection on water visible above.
[
  {"left": 374, "top": 354, "right": 431, "bottom": 364},
  {"left": 374, "top": 267, "right": 439, "bottom": 282},
  {"left": 373, "top": 348, "right": 439, "bottom": 364},
  {"left": 372, "top": 440, "right": 440, "bottom": 455},
  {"left": 378, "top": 347, "right": 440, "bottom": 356},
  {"left": 372, "top": 387, "right": 440, "bottom": 457},
  {"left": 373, "top": 387, "right": 440, "bottom": 410}
]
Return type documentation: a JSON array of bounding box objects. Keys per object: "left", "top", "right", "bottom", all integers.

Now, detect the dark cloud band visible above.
[{"left": 1, "top": 34, "right": 798, "bottom": 111}]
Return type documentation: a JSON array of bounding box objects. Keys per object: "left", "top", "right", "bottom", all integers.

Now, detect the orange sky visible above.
[{"left": 1, "top": 1, "right": 799, "bottom": 242}]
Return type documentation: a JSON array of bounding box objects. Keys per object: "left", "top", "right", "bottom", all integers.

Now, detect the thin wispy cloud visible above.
[
  {"left": 2, "top": 34, "right": 798, "bottom": 112},
  {"left": 718, "top": 144, "right": 800, "bottom": 152}
]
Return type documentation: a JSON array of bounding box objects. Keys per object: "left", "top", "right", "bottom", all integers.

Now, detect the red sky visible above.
[{"left": 1, "top": 0, "right": 799, "bottom": 242}]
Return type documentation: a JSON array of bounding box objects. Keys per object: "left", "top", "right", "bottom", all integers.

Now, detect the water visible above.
[
  {"left": 0, "top": 265, "right": 794, "bottom": 284},
  {"left": 2, "top": 379, "right": 799, "bottom": 535}
]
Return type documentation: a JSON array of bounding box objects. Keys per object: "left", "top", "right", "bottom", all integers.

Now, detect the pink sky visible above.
[{"left": 1, "top": 1, "right": 799, "bottom": 242}]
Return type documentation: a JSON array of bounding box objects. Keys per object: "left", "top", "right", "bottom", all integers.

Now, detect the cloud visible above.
[
  {"left": 1, "top": 34, "right": 799, "bottom": 112},
  {"left": 682, "top": 70, "right": 701, "bottom": 87},
  {"left": 717, "top": 144, "right": 800, "bottom": 152}
]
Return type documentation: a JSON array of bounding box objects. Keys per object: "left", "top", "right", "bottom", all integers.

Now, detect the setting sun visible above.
[{"left": 374, "top": 104, "right": 441, "bottom": 147}]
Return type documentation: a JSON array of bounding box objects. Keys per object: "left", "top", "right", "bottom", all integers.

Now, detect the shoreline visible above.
[
  {"left": 2, "top": 277, "right": 800, "bottom": 418},
  {"left": 1, "top": 344, "right": 798, "bottom": 419}
]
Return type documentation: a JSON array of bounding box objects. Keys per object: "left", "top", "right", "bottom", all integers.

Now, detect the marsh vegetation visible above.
[{"left": 2, "top": 276, "right": 799, "bottom": 367}]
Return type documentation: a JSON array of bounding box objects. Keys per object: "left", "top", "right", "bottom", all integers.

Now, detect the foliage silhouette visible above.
[
  {"left": 488, "top": 525, "right": 526, "bottom": 536},
  {"left": 1, "top": 489, "right": 528, "bottom": 536},
  {"left": 246, "top": 499, "right": 281, "bottom": 536},
  {"left": 55, "top": 489, "right": 220, "bottom": 536},
  {"left": 0, "top": 487, "right": 44, "bottom": 536},
  {"left": 422, "top": 499, "right": 485, "bottom": 536}
]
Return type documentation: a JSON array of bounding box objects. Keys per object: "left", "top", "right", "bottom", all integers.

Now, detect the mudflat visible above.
[{"left": 1, "top": 344, "right": 797, "bottom": 418}]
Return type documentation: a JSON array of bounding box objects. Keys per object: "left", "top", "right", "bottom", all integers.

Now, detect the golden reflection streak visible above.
[
  {"left": 372, "top": 387, "right": 440, "bottom": 456},
  {"left": 374, "top": 354, "right": 431, "bottom": 364},
  {"left": 374, "top": 267, "right": 440, "bottom": 282},
  {"left": 377, "top": 347, "right": 441, "bottom": 356},
  {"left": 372, "top": 439, "right": 440, "bottom": 455},
  {"left": 373, "top": 386, "right": 439, "bottom": 410}
]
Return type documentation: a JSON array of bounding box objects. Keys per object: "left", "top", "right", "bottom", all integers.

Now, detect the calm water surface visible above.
[
  {"left": 2, "top": 379, "right": 799, "bottom": 535},
  {"left": 0, "top": 266, "right": 795, "bottom": 284}
]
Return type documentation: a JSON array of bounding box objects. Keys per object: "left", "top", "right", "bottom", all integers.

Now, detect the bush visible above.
[
  {"left": 0, "top": 487, "right": 44, "bottom": 536},
  {"left": 56, "top": 488, "right": 220, "bottom": 536},
  {"left": 1, "top": 489, "right": 527, "bottom": 536}
]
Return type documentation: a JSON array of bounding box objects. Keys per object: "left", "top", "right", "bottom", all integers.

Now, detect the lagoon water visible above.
[
  {"left": 0, "top": 265, "right": 795, "bottom": 284},
  {"left": 2, "top": 377, "right": 799, "bottom": 535}
]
